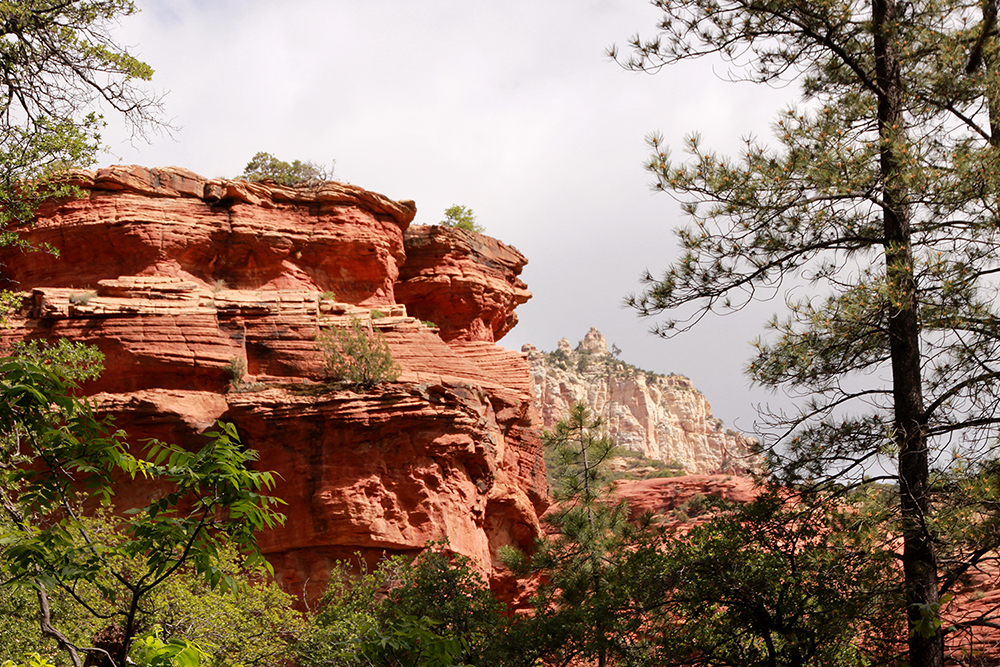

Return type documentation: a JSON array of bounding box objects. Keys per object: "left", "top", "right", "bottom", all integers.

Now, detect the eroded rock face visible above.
[
  {"left": 524, "top": 328, "right": 759, "bottom": 475},
  {"left": 8, "top": 165, "right": 416, "bottom": 304},
  {"left": 229, "top": 383, "right": 543, "bottom": 601},
  {"left": 614, "top": 475, "right": 757, "bottom": 521},
  {"left": 396, "top": 225, "right": 531, "bottom": 343},
  {"left": 0, "top": 167, "right": 546, "bottom": 603}
]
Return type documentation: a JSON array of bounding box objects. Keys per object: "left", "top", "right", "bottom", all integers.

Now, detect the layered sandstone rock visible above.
[
  {"left": 13, "top": 165, "right": 416, "bottom": 303},
  {"left": 0, "top": 166, "right": 546, "bottom": 602},
  {"left": 395, "top": 225, "right": 531, "bottom": 343},
  {"left": 613, "top": 474, "right": 758, "bottom": 521},
  {"left": 524, "top": 328, "right": 758, "bottom": 474}
]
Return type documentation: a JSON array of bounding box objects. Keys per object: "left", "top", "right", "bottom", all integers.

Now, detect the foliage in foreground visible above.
[
  {"left": 316, "top": 317, "right": 401, "bottom": 389},
  {"left": 504, "top": 403, "right": 656, "bottom": 667},
  {"left": 649, "top": 488, "right": 902, "bottom": 667},
  {"left": 499, "top": 404, "right": 909, "bottom": 667},
  {"left": 1, "top": 531, "right": 304, "bottom": 667},
  {"left": 612, "top": 0, "right": 1000, "bottom": 664},
  {"left": 0, "top": 340, "right": 286, "bottom": 667},
  {"left": 298, "top": 540, "right": 532, "bottom": 667}
]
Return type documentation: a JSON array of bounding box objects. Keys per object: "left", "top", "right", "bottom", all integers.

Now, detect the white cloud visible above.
[{"left": 95, "top": 0, "right": 801, "bottom": 435}]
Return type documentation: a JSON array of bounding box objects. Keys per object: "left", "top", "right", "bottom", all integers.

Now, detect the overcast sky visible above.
[{"left": 96, "top": 0, "right": 800, "bottom": 437}]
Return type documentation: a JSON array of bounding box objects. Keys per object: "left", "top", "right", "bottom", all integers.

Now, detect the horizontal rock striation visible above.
[
  {"left": 11, "top": 165, "right": 416, "bottom": 304},
  {"left": 0, "top": 166, "right": 545, "bottom": 603},
  {"left": 395, "top": 225, "right": 531, "bottom": 343}
]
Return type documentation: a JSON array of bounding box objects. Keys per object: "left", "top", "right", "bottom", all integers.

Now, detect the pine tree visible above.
[
  {"left": 614, "top": 2, "right": 1000, "bottom": 665},
  {"left": 507, "top": 403, "right": 645, "bottom": 667}
]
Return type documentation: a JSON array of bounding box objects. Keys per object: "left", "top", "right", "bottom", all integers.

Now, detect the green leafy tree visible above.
[
  {"left": 374, "top": 543, "right": 512, "bottom": 667},
  {"left": 0, "top": 531, "right": 303, "bottom": 667},
  {"left": 613, "top": 1, "right": 1000, "bottom": 664},
  {"left": 316, "top": 317, "right": 400, "bottom": 389},
  {"left": 300, "top": 541, "right": 525, "bottom": 667},
  {"left": 355, "top": 615, "right": 467, "bottom": 667},
  {"left": 0, "top": 341, "right": 286, "bottom": 667},
  {"left": 2, "top": 655, "right": 59, "bottom": 667},
  {"left": 141, "top": 544, "right": 305, "bottom": 667},
  {"left": 649, "top": 488, "right": 901, "bottom": 667},
  {"left": 0, "top": 0, "right": 160, "bottom": 246},
  {"left": 126, "top": 631, "right": 209, "bottom": 667},
  {"left": 439, "top": 205, "right": 483, "bottom": 233},
  {"left": 239, "top": 152, "right": 334, "bottom": 185},
  {"left": 294, "top": 562, "right": 379, "bottom": 667}
]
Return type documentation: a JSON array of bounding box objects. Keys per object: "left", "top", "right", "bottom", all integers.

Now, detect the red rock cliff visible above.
[
  {"left": 396, "top": 225, "right": 531, "bottom": 343},
  {"left": 0, "top": 165, "right": 547, "bottom": 602}
]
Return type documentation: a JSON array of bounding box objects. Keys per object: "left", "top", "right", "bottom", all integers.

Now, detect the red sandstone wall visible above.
[{"left": 0, "top": 166, "right": 546, "bottom": 603}]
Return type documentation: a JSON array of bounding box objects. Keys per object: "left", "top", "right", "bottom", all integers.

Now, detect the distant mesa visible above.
[{"left": 523, "top": 327, "right": 759, "bottom": 476}]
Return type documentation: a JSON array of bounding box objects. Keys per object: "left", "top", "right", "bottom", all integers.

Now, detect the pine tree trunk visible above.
[{"left": 873, "top": 1, "right": 943, "bottom": 665}]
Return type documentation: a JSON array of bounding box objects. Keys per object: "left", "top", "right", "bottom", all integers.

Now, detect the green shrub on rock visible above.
[
  {"left": 239, "top": 152, "right": 333, "bottom": 185},
  {"left": 316, "top": 317, "right": 400, "bottom": 389},
  {"left": 439, "top": 205, "right": 483, "bottom": 233}
]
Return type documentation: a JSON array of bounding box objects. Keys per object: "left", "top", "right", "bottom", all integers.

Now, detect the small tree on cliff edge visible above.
[
  {"left": 240, "top": 152, "right": 335, "bottom": 185},
  {"left": 614, "top": 2, "right": 1000, "bottom": 665},
  {"left": 316, "top": 317, "right": 400, "bottom": 389},
  {"left": 440, "top": 204, "right": 484, "bottom": 233}
]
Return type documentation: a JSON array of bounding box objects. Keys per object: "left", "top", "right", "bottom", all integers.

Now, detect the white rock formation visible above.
[{"left": 524, "top": 328, "right": 758, "bottom": 475}]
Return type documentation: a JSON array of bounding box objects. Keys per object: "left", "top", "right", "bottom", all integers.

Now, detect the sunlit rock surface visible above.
[
  {"left": 395, "top": 225, "right": 531, "bottom": 343},
  {"left": 0, "top": 166, "right": 546, "bottom": 603},
  {"left": 524, "top": 328, "right": 759, "bottom": 475}
]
